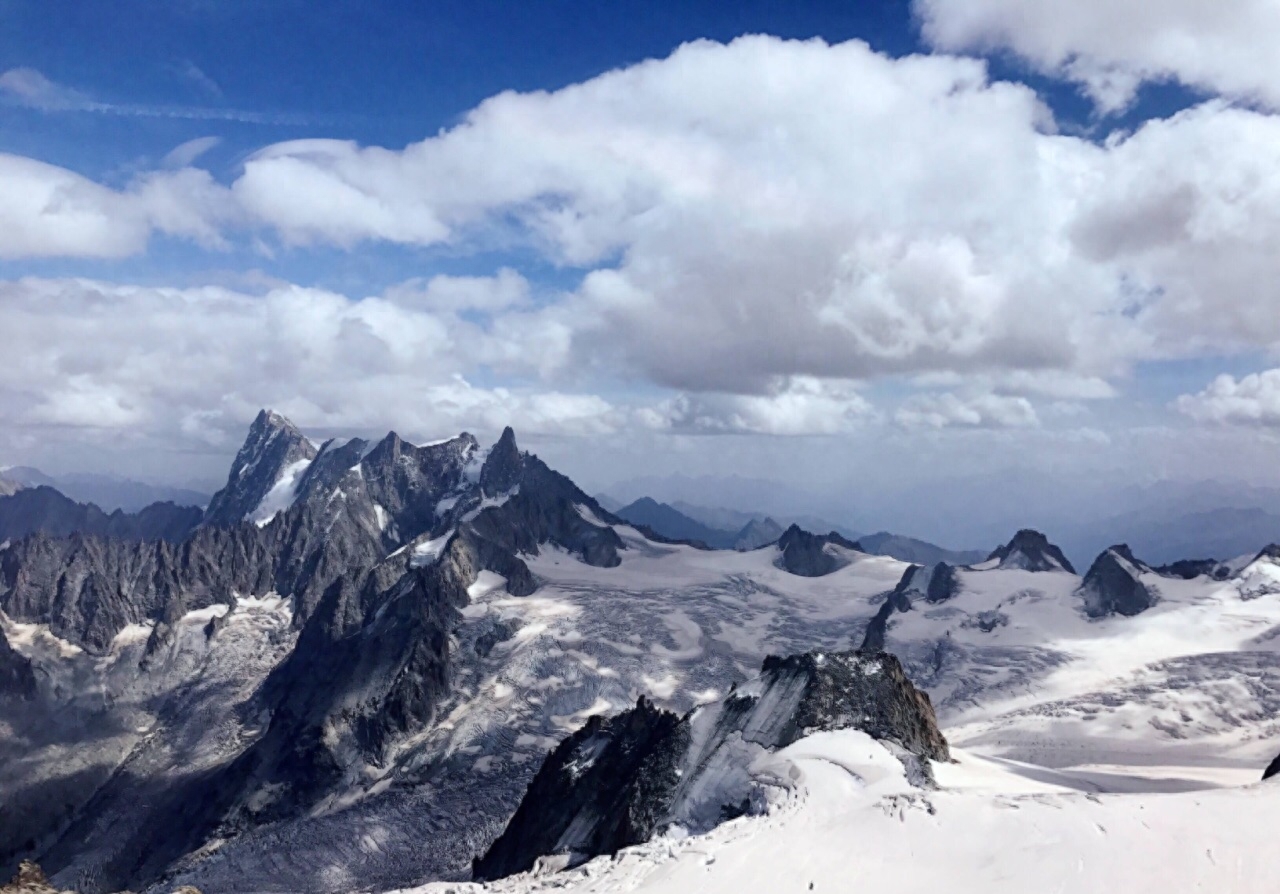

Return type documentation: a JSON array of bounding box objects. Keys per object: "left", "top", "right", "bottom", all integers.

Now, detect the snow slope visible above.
[{"left": 400, "top": 730, "right": 1280, "bottom": 894}]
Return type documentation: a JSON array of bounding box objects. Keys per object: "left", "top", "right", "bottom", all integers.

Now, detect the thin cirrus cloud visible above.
[
  {"left": 4, "top": 30, "right": 1280, "bottom": 447},
  {"left": 0, "top": 65, "right": 319, "bottom": 124}
]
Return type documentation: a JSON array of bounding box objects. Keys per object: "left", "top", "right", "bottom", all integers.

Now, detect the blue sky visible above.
[{"left": 4, "top": 0, "right": 1280, "bottom": 544}]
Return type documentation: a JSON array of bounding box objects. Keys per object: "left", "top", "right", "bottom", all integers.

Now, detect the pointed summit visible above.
[
  {"left": 480, "top": 426, "right": 523, "bottom": 496},
  {"left": 203, "top": 409, "right": 318, "bottom": 527},
  {"left": 985, "top": 529, "right": 1075, "bottom": 573},
  {"left": 1078, "top": 544, "right": 1157, "bottom": 618},
  {"left": 775, "top": 524, "right": 859, "bottom": 576}
]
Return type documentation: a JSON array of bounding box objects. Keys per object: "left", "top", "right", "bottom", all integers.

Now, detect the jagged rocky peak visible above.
[
  {"left": 775, "top": 524, "right": 860, "bottom": 576},
  {"left": 984, "top": 528, "right": 1076, "bottom": 573},
  {"left": 475, "top": 649, "right": 948, "bottom": 881},
  {"left": 203, "top": 409, "right": 318, "bottom": 527},
  {"left": 1078, "top": 544, "right": 1157, "bottom": 618},
  {"left": 480, "top": 426, "right": 523, "bottom": 496}
]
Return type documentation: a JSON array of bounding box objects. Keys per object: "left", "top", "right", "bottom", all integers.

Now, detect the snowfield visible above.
[{"left": 399, "top": 730, "right": 1280, "bottom": 894}]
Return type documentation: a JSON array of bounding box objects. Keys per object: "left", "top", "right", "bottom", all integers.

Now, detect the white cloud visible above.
[
  {"left": 0, "top": 154, "right": 234, "bottom": 258},
  {"left": 916, "top": 0, "right": 1280, "bottom": 112},
  {"left": 8, "top": 36, "right": 1280, "bottom": 444},
  {"left": 0, "top": 67, "right": 88, "bottom": 110},
  {"left": 638, "top": 377, "right": 875, "bottom": 435},
  {"left": 0, "top": 277, "right": 619, "bottom": 446},
  {"left": 162, "top": 136, "right": 221, "bottom": 169},
  {"left": 1176, "top": 371, "right": 1280, "bottom": 426},
  {"left": 895, "top": 392, "right": 1039, "bottom": 429}
]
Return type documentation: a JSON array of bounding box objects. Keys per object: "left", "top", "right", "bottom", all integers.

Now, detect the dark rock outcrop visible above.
[
  {"left": 1264, "top": 752, "right": 1280, "bottom": 781},
  {"left": 775, "top": 525, "right": 861, "bottom": 577},
  {"left": 476, "top": 650, "right": 947, "bottom": 881},
  {"left": 985, "top": 529, "right": 1076, "bottom": 574},
  {"left": 472, "top": 697, "right": 687, "bottom": 882},
  {"left": 859, "top": 563, "right": 960, "bottom": 652},
  {"left": 479, "top": 427, "right": 522, "bottom": 497},
  {"left": 1078, "top": 545, "right": 1158, "bottom": 618},
  {"left": 1155, "top": 558, "right": 1230, "bottom": 580},
  {"left": 0, "top": 627, "right": 36, "bottom": 701}
]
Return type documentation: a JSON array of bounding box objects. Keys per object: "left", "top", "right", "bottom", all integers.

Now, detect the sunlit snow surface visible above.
[
  {"left": 11, "top": 519, "right": 1280, "bottom": 893},
  {"left": 400, "top": 731, "right": 1280, "bottom": 894}
]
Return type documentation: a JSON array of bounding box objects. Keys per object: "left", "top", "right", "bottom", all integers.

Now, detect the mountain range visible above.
[{"left": 2, "top": 410, "right": 1280, "bottom": 894}]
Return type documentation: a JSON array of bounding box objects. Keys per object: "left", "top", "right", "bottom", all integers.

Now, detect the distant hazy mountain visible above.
[
  {"left": 1, "top": 466, "right": 208, "bottom": 512},
  {"left": 856, "top": 531, "right": 987, "bottom": 566},
  {"left": 666, "top": 500, "right": 859, "bottom": 542},
  {"left": 0, "top": 486, "right": 203, "bottom": 544},
  {"left": 733, "top": 516, "right": 784, "bottom": 550},
  {"left": 614, "top": 497, "right": 737, "bottom": 547},
  {"left": 593, "top": 493, "right": 624, "bottom": 513}
]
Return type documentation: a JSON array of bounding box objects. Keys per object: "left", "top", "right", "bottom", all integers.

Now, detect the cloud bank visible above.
[{"left": 4, "top": 28, "right": 1280, "bottom": 471}]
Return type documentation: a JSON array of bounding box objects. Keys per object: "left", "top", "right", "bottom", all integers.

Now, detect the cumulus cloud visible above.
[
  {"left": 1176, "top": 371, "right": 1280, "bottom": 426},
  {"left": 0, "top": 155, "right": 235, "bottom": 258},
  {"left": 916, "top": 0, "right": 1280, "bottom": 112},
  {"left": 9, "top": 35, "right": 1280, "bottom": 450},
  {"left": 895, "top": 392, "right": 1039, "bottom": 429},
  {"left": 637, "top": 377, "right": 875, "bottom": 435},
  {"left": 225, "top": 37, "right": 1139, "bottom": 395},
  {"left": 0, "top": 277, "right": 619, "bottom": 447}
]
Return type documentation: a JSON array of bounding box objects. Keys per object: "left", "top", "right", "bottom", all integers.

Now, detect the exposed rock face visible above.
[
  {"left": 1264, "top": 752, "right": 1280, "bottom": 781},
  {"left": 734, "top": 517, "right": 784, "bottom": 551},
  {"left": 0, "top": 627, "right": 36, "bottom": 701},
  {"left": 0, "top": 487, "right": 202, "bottom": 544},
  {"left": 859, "top": 563, "right": 961, "bottom": 653},
  {"left": 985, "top": 529, "right": 1076, "bottom": 573},
  {"left": 1156, "top": 558, "right": 1230, "bottom": 581},
  {"left": 472, "top": 697, "right": 687, "bottom": 882},
  {"left": 479, "top": 426, "right": 522, "bottom": 496},
  {"left": 897, "top": 562, "right": 961, "bottom": 604},
  {"left": 774, "top": 525, "right": 860, "bottom": 577},
  {"left": 475, "top": 650, "right": 947, "bottom": 881},
  {"left": 1078, "top": 545, "right": 1158, "bottom": 618},
  {"left": 202, "top": 409, "right": 318, "bottom": 527}
]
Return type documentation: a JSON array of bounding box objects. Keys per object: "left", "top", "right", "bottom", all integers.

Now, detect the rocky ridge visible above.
[
  {"left": 474, "top": 649, "right": 948, "bottom": 881},
  {"left": 774, "top": 524, "right": 862, "bottom": 576},
  {"left": 0, "top": 412, "right": 629, "bottom": 893},
  {"left": 984, "top": 529, "right": 1076, "bottom": 573}
]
